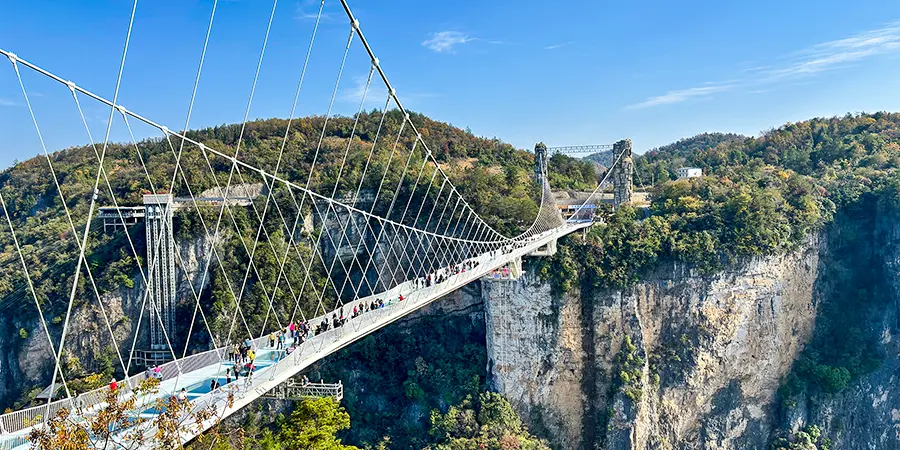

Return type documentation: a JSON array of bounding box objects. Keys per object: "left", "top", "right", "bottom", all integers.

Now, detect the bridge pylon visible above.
[
  {"left": 612, "top": 139, "right": 634, "bottom": 208},
  {"left": 533, "top": 143, "right": 549, "bottom": 186}
]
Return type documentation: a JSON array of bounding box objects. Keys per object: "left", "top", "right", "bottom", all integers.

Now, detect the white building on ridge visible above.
[{"left": 677, "top": 167, "right": 702, "bottom": 179}]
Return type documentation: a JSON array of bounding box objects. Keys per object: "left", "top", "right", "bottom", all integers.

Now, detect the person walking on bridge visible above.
[{"left": 244, "top": 366, "right": 255, "bottom": 389}]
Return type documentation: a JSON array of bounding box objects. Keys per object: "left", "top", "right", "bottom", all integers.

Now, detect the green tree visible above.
[{"left": 278, "top": 397, "right": 358, "bottom": 450}]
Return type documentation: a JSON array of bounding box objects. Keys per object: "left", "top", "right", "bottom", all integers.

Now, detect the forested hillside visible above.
[
  {"left": 634, "top": 132, "right": 745, "bottom": 183},
  {"left": 547, "top": 153, "right": 599, "bottom": 190}
]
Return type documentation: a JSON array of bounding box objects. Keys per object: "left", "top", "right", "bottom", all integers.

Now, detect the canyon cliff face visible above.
[
  {"left": 484, "top": 240, "right": 821, "bottom": 449},
  {"left": 780, "top": 208, "right": 900, "bottom": 449},
  {"left": 484, "top": 223, "right": 900, "bottom": 450}
]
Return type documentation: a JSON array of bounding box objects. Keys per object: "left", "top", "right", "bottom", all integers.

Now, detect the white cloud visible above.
[
  {"left": 340, "top": 75, "right": 441, "bottom": 111},
  {"left": 626, "top": 84, "right": 733, "bottom": 110},
  {"left": 764, "top": 22, "right": 900, "bottom": 79},
  {"left": 544, "top": 41, "right": 573, "bottom": 50},
  {"left": 422, "top": 31, "right": 475, "bottom": 53},
  {"left": 294, "top": 0, "right": 336, "bottom": 22},
  {"left": 627, "top": 21, "right": 900, "bottom": 109},
  {"left": 340, "top": 75, "right": 390, "bottom": 107},
  {"left": 0, "top": 98, "right": 19, "bottom": 107}
]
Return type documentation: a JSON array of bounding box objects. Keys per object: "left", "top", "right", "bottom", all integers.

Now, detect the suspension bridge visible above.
[{"left": 0, "top": 0, "right": 631, "bottom": 448}]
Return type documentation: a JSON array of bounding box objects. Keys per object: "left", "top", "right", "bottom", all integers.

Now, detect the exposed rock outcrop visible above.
[{"left": 484, "top": 239, "right": 821, "bottom": 449}]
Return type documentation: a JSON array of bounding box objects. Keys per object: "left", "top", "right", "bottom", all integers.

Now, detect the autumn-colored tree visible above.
[{"left": 28, "top": 377, "right": 226, "bottom": 450}]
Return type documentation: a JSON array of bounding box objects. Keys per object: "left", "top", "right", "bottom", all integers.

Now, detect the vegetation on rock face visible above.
[
  {"left": 779, "top": 183, "right": 895, "bottom": 401},
  {"left": 770, "top": 425, "right": 832, "bottom": 450},
  {"left": 613, "top": 336, "right": 645, "bottom": 403}
]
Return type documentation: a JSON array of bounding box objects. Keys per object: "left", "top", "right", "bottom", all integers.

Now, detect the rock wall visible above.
[
  {"left": 782, "top": 207, "right": 900, "bottom": 449},
  {"left": 484, "top": 238, "right": 821, "bottom": 449},
  {"left": 0, "top": 232, "right": 211, "bottom": 408}
]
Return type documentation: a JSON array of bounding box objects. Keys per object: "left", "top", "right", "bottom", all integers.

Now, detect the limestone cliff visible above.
[
  {"left": 779, "top": 205, "right": 900, "bottom": 449},
  {"left": 484, "top": 239, "right": 821, "bottom": 449}
]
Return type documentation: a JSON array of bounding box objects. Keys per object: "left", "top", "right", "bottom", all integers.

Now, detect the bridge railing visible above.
[{"left": 0, "top": 348, "right": 227, "bottom": 436}]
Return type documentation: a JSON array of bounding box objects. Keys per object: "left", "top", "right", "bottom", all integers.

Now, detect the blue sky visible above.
[{"left": 2, "top": 0, "right": 900, "bottom": 169}]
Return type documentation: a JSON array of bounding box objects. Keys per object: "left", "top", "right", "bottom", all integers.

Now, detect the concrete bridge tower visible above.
[
  {"left": 534, "top": 142, "right": 549, "bottom": 186},
  {"left": 612, "top": 139, "right": 633, "bottom": 208}
]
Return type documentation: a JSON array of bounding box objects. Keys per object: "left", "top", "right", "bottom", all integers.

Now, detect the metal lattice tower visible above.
[{"left": 144, "top": 194, "right": 177, "bottom": 352}]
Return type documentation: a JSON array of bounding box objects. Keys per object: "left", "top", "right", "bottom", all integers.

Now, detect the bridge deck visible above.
[{"left": 0, "top": 222, "right": 589, "bottom": 450}]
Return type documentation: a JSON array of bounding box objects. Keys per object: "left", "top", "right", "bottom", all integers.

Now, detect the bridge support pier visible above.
[{"left": 482, "top": 256, "right": 524, "bottom": 281}]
